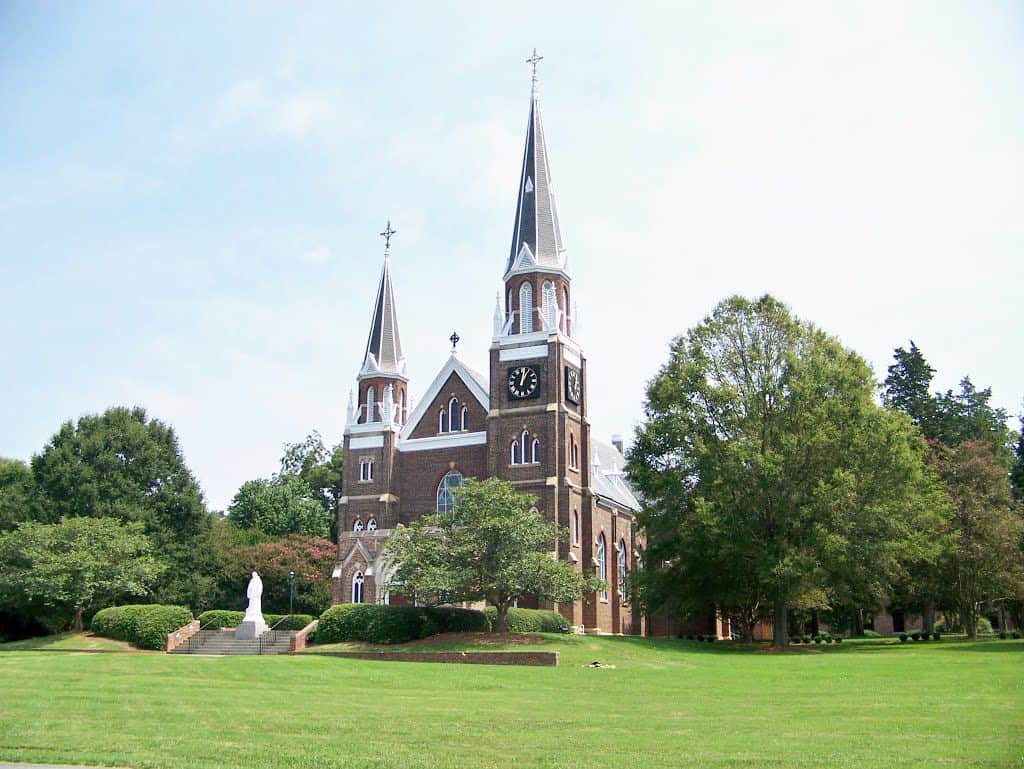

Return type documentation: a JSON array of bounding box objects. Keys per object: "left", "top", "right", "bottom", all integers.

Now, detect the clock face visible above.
[
  {"left": 565, "top": 366, "right": 581, "bottom": 405},
  {"left": 507, "top": 365, "right": 541, "bottom": 400}
]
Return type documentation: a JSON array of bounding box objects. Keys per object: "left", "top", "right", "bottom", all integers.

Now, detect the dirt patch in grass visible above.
[{"left": 399, "top": 632, "right": 546, "bottom": 648}]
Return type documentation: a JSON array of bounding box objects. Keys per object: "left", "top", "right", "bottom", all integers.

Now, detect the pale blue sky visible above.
[{"left": 2, "top": 2, "right": 1022, "bottom": 510}]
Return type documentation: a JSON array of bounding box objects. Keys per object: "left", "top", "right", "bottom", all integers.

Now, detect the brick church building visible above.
[{"left": 330, "top": 59, "right": 644, "bottom": 635}]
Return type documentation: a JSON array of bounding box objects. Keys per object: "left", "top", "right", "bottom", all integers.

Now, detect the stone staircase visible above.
[{"left": 169, "top": 628, "right": 296, "bottom": 655}]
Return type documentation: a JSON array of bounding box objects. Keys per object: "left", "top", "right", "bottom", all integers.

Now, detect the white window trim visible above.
[{"left": 352, "top": 570, "right": 365, "bottom": 603}]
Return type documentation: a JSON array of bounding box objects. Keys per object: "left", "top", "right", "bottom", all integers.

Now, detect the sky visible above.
[{"left": 1, "top": 2, "right": 1022, "bottom": 511}]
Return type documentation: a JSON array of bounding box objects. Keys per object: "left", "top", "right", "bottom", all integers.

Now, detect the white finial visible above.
[
  {"left": 346, "top": 389, "right": 354, "bottom": 424},
  {"left": 493, "top": 292, "right": 504, "bottom": 337},
  {"left": 527, "top": 48, "right": 543, "bottom": 96}
]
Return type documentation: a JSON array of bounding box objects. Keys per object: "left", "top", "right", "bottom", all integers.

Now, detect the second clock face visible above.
[
  {"left": 565, "top": 366, "right": 581, "bottom": 404},
  {"left": 507, "top": 365, "right": 540, "bottom": 400}
]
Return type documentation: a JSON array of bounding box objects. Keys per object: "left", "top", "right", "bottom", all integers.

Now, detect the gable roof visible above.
[
  {"left": 590, "top": 439, "right": 641, "bottom": 513},
  {"left": 399, "top": 354, "right": 490, "bottom": 441}
]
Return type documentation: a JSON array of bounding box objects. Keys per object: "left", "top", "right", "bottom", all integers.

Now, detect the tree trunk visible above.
[
  {"left": 852, "top": 609, "right": 864, "bottom": 637},
  {"left": 742, "top": 620, "right": 755, "bottom": 644},
  {"left": 73, "top": 606, "right": 83, "bottom": 632},
  {"left": 965, "top": 603, "right": 978, "bottom": 640},
  {"left": 922, "top": 606, "right": 935, "bottom": 634},
  {"left": 772, "top": 601, "right": 788, "bottom": 646},
  {"left": 495, "top": 603, "right": 509, "bottom": 634}
]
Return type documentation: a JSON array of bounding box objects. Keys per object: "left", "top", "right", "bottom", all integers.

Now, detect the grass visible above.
[
  {"left": 0, "top": 631, "right": 139, "bottom": 652},
  {"left": 0, "top": 635, "right": 1021, "bottom": 769}
]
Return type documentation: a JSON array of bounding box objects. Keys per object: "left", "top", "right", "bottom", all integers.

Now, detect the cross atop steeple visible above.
[
  {"left": 449, "top": 331, "right": 460, "bottom": 351},
  {"left": 380, "top": 220, "right": 396, "bottom": 256},
  {"left": 526, "top": 48, "right": 543, "bottom": 95}
]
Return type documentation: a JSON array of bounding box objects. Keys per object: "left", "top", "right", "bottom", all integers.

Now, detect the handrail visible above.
[
  {"left": 258, "top": 614, "right": 293, "bottom": 656},
  {"left": 184, "top": 617, "right": 229, "bottom": 654}
]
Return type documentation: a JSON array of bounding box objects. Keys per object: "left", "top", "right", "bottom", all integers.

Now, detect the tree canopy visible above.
[
  {"left": 0, "top": 458, "right": 43, "bottom": 532},
  {"left": 385, "top": 477, "right": 595, "bottom": 632},
  {"left": 227, "top": 474, "right": 333, "bottom": 538},
  {"left": 628, "top": 295, "right": 943, "bottom": 644},
  {"left": 0, "top": 517, "right": 163, "bottom": 630}
]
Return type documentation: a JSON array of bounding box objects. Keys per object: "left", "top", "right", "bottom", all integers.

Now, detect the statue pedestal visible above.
[{"left": 235, "top": 619, "right": 268, "bottom": 639}]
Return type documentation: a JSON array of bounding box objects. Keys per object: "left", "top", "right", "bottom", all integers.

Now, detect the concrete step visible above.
[{"left": 169, "top": 629, "right": 296, "bottom": 655}]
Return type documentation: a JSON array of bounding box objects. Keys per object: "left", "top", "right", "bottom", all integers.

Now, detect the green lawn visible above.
[
  {"left": 0, "top": 631, "right": 138, "bottom": 652},
  {"left": 0, "top": 635, "right": 1021, "bottom": 769}
]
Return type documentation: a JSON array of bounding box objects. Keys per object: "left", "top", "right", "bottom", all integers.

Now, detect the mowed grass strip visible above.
[{"left": 0, "top": 636, "right": 1020, "bottom": 769}]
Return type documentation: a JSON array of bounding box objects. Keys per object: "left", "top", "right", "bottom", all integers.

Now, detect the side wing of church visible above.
[{"left": 331, "top": 61, "right": 644, "bottom": 635}]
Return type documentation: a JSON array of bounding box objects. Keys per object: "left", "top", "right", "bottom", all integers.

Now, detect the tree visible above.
[
  {"left": 883, "top": 342, "right": 938, "bottom": 438},
  {"left": 227, "top": 474, "right": 332, "bottom": 538},
  {"left": 221, "top": 533, "right": 336, "bottom": 616},
  {"left": 628, "top": 295, "right": 942, "bottom": 645},
  {"left": 0, "top": 517, "right": 163, "bottom": 630},
  {"left": 385, "top": 478, "right": 596, "bottom": 633},
  {"left": 0, "top": 458, "right": 43, "bottom": 531},
  {"left": 28, "top": 407, "right": 217, "bottom": 607},
  {"left": 934, "top": 378, "right": 1013, "bottom": 461},
  {"left": 930, "top": 440, "right": 1023, "bottom": 639},
  {"left": 1011, "top": 413, "right": 1024, "bottom": 504},
  {"left": 279, "top": 431, "right": 344, "bottom": 511}
]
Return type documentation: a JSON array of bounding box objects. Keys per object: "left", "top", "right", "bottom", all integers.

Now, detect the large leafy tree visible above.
[
  {"left": 227, "top": 474, "right": 332, "bottom": 538},
  {"left": 386, "top": 478, "right": 596, "bottom": 633},
  {"left": 0, "top": 517, "right": 163, "bottom": 630},
  {"left": 29, "top": 406, "right": 216, "bottom": 607},
  {"left": 0, "top": 458, "right": 44, "bottom": 531},
  {"left": 930, "top": 440, "right": 1023, "bottom": 639},
  {"left": 628, "top": 295, "right": 942, "bottom": 645},
  {"left": 279, "top": 431, "right": 344, "bottom": 511}
]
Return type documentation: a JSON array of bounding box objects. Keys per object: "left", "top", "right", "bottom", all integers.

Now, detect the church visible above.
[{"left": 330, "top": 57, "right": 644, "bottom": 635}]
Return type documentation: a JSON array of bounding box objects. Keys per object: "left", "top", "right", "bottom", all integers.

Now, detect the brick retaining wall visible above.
[{"left": 311, "top": 650, "right": 559, "bottom": 666}]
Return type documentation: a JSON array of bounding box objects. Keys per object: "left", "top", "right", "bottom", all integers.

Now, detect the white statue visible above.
[
  {"left": 235, "top": 571, "right": 268, "bottom": 639},
  {"left": 244, "top": 571, "right": 263, "bottom": 622}
]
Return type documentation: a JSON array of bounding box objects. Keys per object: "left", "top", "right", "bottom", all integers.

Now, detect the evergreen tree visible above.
[
  {"left": 883, "top": 341, "right": 938, "bottom": 437},
  {"left": 1012, "top": 414, "right": 1024, "bottom": 504}
]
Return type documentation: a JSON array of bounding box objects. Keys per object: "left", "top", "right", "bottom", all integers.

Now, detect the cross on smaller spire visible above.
[
  {"left": 526, "top": 48, "right": 543, "bottom": 92},
  {"left": 380, "top": 220, "right": 397, "bottom": 255},
  {"left": 449, "top": 331, "right": 460, "bottom": 351}
]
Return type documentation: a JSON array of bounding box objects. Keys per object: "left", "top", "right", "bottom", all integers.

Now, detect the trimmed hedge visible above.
[
  {"left": 483, "top": 607, "right": 570, "bottom": 634},
  {"left": 91, "top": 605, "right": 193, "bottom": 650},
  {"left": 314, "top": 604, "right": 570, "bottom": 645},
  {"left": 196, "top": 610, "right": 316, "bottom": 631}
]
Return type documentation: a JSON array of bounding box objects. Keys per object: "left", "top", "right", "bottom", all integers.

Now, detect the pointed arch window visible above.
[
  {"left": 569, "top": 434, "right": 579, "bottom": 470},
  {"left": 400, "top": 391, "right": 407, "bottom": 425},
  {"left": 510, "top": 439, "right": 520, "bottom": 465},
  {"left": 365, "top": 387, "right": 376, "bottom": 423},
  {"left": 351, "top": 571, "right": 364, "bottom": 604},
  {"left": 596, "top": 533, "right": 607, "bottom": 601},
  {"left": 460, "top": 405, "right": 468, "bottom": 431},
  {"left": 530, "top": 438, "right": 540, "bottom": 464},
  {"left": 519, "top": 282, "right": 534, "bottom": 333},
  {"left": 353, "top": 519, "right": 364, "bottom": 532},
  {"left": 367, "top": 518, "right": 378, "bottom": 532},
  {"left": 448, "top": 398, "right": 459, "bottom": 432},
  {"left": 542, "top": 281, "right": 557, "bottom": 330},
  {"left": 618, "top": 540, "right": 628, "bottom": 604},
  {"left": 436, "top": 470, "right": 464, "bottom": 513},
  {"left": 438, "top": 408, "right": 447, "bottom": 434},
  {"left": 572, "top": 509, "right": 580, "bottom": 545}
]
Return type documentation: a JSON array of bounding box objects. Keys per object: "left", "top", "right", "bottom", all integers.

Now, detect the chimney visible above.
[{"left": 611, "top": 434, "right": 624, "bottom": 455}]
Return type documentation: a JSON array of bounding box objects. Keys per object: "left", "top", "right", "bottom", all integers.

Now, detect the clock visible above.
[
  {"left": 565, "top": 366, "right": 581, "bottom": 405},
  {"left": 507, "top": 365, "right": 540, "bottom": 400}
]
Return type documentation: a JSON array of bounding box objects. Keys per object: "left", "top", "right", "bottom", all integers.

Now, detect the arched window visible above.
[
  {"left": 562, "top": 287, "right": 570, "bottom": 334},
  {"left": 531, "top": 438, "right": 540, "bottom": 463},
  {"left": 400, "top": 390, "right": 407, "bottom": 425},
  {"left": 367, "top": 518, "right": 377, "bottom": 531},
  {"left": 572, "top": 509, "right": 579, "bottom": 545},
  {"left": 542, "top": 280, "right": 556, "bottom": 330},
  {"left": 569, "top": 434, "right": 578, "bottom": 469},
  {"left": 618, "top": 540, "right": 628, "bottom": 604},
  {"left": 438, "top": 408, "right": 447, "bottom": 434},
  {"left": 519, "top": 282, "right": 533, "bottom": 333},
  {"left": 366, "top": 387, "right": 376, "bottom": 423},
  {"left": 436, "top": 470, "right": 464, "bottom": 513},
  {"left": 510, "top": 440, "right": 520, "bottom": 465},
  {"left": 596, "top": 534, "right": 607, "bottom": 600},
  {"left": 521, "top": 430, "right": 529, "bottom": 456},
  {"left": 353, "top": 519, "right": 364, "bottom": 532},
  {"left": 460, "top": 406, "right": 468, "bottom": 431},
  {"left": 351, "top": 571, "right": 364, "bottom": 603},
  {"left": 448, "top": 398, "right": 459, "bottom": 432}
]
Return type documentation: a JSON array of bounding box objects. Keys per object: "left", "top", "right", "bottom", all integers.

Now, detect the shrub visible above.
[
  {"left": 790, "top": 637, "right": 802, "bottom": 645},
  {"left": 918, "top": 632, "right": 929, "bottom": 642},
  {"left": 696, "top": 634, "right": 704, "bottom": 642},
  {"left": 707, "top": 635, "right": 716, "bottom": 643},
  {"left": 196, "top": 610, "right": 316, "bottom": 631},
  {"left": 315, "top": 604, "right": 439, "bottom": 645},
  {"left": 91, "top": 604, "right": 193, "bottom": 650},
  {"left": 1012, "top": 630, "right": 1021, "bottom": 640},
  {"left": 899, "top": 633, "right": 908, "bottom": 643},
  {"left": 932, "top": 631, "right": 941, "bottom": 641},
  {"left": 813, "top": 636, "right": 823, "bottom": 644},
  {"left": 428, "top": 607, "right": 489, "bottom": 633},
  {"left": 482, "top": 608, "right": 569, "bottom": 634},
  {"left": 911, "top": 631, "right": 921, "bottom": 641},
  {"left": 835, "top": 636, "right": 843, "bottom": 644},
  {"left": 998, "top": 630, "right": 1007, "bottom": 639},
  {"left": 825, "top": 636, "right": 834, "bottom": 644},
  {"left": 802, "top": 635, "right": 811, "bottom": 644}
]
